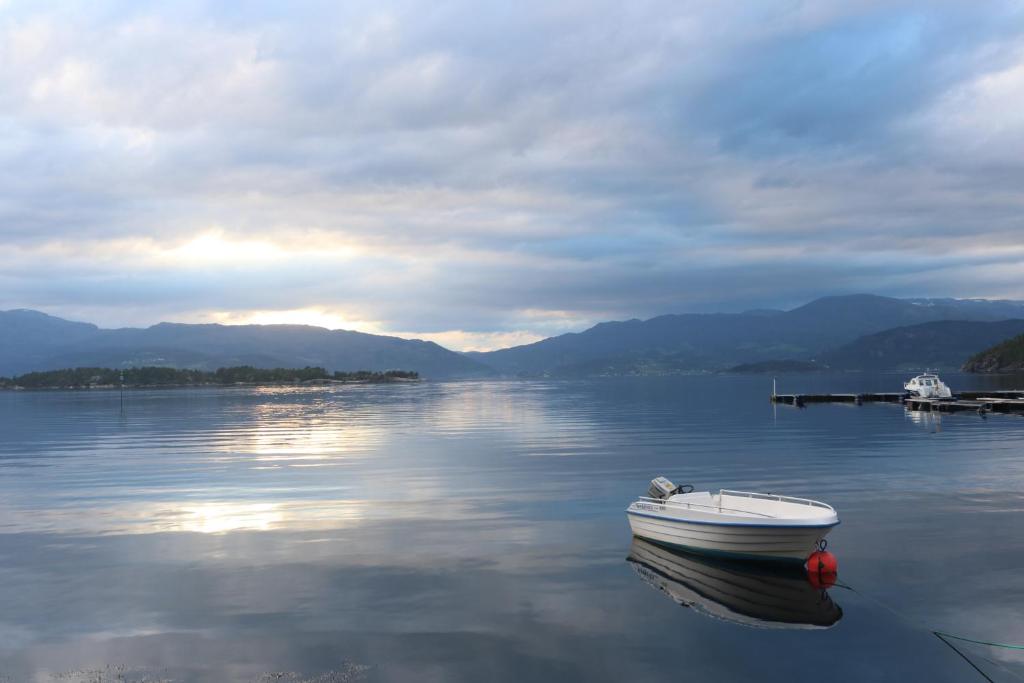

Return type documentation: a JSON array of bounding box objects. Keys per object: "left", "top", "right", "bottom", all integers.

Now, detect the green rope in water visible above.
[
  {"left": 934, "top": 631, "right": 1024, "bottom": 651},
  {"left": 833, "top": 581, "right": 1024, "bottom": 653}
]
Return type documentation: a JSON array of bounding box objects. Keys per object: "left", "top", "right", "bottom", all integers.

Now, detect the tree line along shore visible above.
[{"left": 0, "top": 366, "right": 419, "bottom": 390}]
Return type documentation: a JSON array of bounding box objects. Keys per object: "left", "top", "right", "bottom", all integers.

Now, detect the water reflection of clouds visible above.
[
  {"left": 0, "top": 521, "right": 985, "bottom": 683},
  {"left": 0, "top": 380, "right": 1022, "bottom": 681},
  {"left": 0, "top": 499, "right": 367, "bottom": 535},
  {"left": 218, "top": 397, "right": 389, "bottom": 462},
  {"left": 228, "top": 421, "right": 377, "bottom": 461},
  {"left": 0, "top": 494, "right": 543, "bottom": 536},
  {"left": 424, "top": 381, "right": 606, "bottom": 454},
  {"left": 171, "top": 501, "right": 330, "bottom": 534}
]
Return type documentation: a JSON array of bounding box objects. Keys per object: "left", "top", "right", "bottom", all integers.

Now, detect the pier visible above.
[
  {"left": 771, "top": 393, "right": 904, "bottom": 407},
  {"left": 772, "top": 390, "right": 1024, "bottom": 414}
]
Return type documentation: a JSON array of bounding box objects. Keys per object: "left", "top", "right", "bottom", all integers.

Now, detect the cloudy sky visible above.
[{"left": 2, "top": 1, "right": 1023, "bottom": 350}]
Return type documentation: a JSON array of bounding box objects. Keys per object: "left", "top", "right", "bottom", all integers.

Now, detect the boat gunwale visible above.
[
  {"left": 630, "top": 489, "right": 836, "bottom": 518},
  {"left": 632, "top": 496, "right": 776, "bottom": 518}
]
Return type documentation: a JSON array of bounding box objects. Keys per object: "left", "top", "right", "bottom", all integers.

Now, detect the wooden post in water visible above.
[{"left": 119, "top": 370, "right": 125, "bottom": 415}]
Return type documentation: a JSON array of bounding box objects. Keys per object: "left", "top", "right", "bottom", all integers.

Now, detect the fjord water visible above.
[{"left": 0, "top": 375, "right": 1022, "bottom": 682}]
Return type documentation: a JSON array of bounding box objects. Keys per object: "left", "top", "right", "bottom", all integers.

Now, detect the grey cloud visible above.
[
  {"left": 685, "top": 2, "right": 1024, "bottom": 152},
  {"left": 1, "top": 0, "right": 1023, "bottom": 345}
]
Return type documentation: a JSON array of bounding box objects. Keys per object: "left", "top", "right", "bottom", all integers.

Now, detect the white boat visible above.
[
  {"left": 904, "top": 372, "right": 952, "bottom": 399},
  {"left": 626, "top": 477, "right": 839, "bottom": 563},
  {"left": 627, "top": 537, "right": 842, "bottom": 629}
]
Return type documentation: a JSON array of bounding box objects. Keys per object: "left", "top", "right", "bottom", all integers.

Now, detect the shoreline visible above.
[
  {"left": 0, "top": 368, "right": 421, "bottom": 392},
  {"left": 0, "top": 377, "right": 421, "bottom": 391}
]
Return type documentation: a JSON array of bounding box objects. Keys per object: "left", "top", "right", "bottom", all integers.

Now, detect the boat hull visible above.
[
  {"left": 627, "top": 510, "right": 836, "bottom": 563},
  {"left": 906, "top": 387, "right": 952, "bottom": 399}
]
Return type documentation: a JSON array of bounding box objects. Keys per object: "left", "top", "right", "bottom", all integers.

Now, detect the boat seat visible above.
[{"left": 668, "top": 491, "right": 715, "bottom": 506}]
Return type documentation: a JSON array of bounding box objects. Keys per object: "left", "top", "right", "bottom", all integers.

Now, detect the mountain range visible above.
[
  {"left": 468, "top": 295, "right": 1024, "bottom": 375},
  {"left": 0, "top": 310, "right": 491, "bottom": 379},
  {"left": 3, "top": 294, "right": 1024, "bottom": 378}
]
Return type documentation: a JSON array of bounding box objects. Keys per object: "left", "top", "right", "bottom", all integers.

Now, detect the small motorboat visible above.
[
  {"left": 626, "top": 477, "right": 839, "bottom": 563},
  {"left": 904, "top": 372, "right": 952, "bottom": 399},
  {"left": 627, "top": 537, "right": 842, "bottom": 629}
]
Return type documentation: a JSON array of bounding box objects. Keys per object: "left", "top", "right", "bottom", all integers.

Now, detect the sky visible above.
[{"left": 2, "top": 0, "right": 1024, "bottom": 351}]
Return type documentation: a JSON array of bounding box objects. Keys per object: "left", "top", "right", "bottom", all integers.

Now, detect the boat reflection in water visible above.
[{"left": 627, "top": 538, "right": 843, "bottom": 629}]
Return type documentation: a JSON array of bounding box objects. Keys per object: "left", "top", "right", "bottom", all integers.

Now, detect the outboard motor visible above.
[
  {"left": 648, "top": 476, "right": 678, "bottom": 500},
  {"left": 648, "top": 476, "right": 694, "bottom": 500}
]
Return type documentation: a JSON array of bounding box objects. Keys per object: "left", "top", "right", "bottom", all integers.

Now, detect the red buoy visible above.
[{"left": 805, "top": 550, "right": 838, "bottom": 589}]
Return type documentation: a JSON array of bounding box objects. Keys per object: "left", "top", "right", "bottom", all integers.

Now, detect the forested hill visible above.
[
  {"left": 822, "top": 320, "right": 1024, "bottom": 371},
  {"left": 962, "top": 334, "right": 1024, "bottom": 373}
]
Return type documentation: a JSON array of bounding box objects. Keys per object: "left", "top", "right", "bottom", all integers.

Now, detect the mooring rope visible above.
[
  {"left": 829, "top": 580, "right": 1024, "bottom": 682},
  {"left": 934, "top": 632, "right": 1024, "bottom": 652}
]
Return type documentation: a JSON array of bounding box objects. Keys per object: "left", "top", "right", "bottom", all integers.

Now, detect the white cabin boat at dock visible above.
[{"left": 904, "top": 372, "right": 952, "bottom": 399}]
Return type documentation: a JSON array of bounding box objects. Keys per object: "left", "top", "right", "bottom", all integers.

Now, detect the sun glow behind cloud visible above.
[
  {"left": 167, "top": 231, "right": 284, "bottom": 265},
  {"left": 198, "top": 313, "right": 551, "bottom": 351},
  {"left": 153, "top": 230, "right": 367, "bottom": 268},
  {"left": 396, "top": 329, "right": 547, "bottom": 352},
  {"left": 205, "top": 308, "right": 384, "bottom": 334}
]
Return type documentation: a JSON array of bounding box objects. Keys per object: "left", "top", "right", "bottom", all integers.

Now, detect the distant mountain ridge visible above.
[
  {"left": 470, "top": 295, "right": 1024, "bottom": 375},
  {"left": 0, "top": 310, "right": 491, "bottom": 378},
  {"left": 6, "top": 294, "right": 1024, "bottom": 379}
]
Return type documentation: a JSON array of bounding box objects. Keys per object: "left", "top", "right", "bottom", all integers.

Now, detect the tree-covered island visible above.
[{"left": 0, "top": 366, "right": 419, "bottom": 390}]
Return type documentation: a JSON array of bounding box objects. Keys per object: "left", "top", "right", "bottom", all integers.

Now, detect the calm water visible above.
[{"left": 0, "top": 375, "right": 1022, "bottom": 682}]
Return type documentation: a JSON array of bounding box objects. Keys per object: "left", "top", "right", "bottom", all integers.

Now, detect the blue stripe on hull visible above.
[{"left": 626, "top": 509, "right": 840, "bottom": 530}]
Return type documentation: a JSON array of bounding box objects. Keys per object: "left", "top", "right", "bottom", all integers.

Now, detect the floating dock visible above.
[
  {"left": 771, "top": 391, "right": 1024, "bottom": 414},
  {"left": 956, "top": 390, "right": 1024, "bottom": 400},
  {"left": 903, "top": 397, "right": 992, "bottom": 413},
  {"left": 771, "top": 393, "right": 904, "bottom": 407}
]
